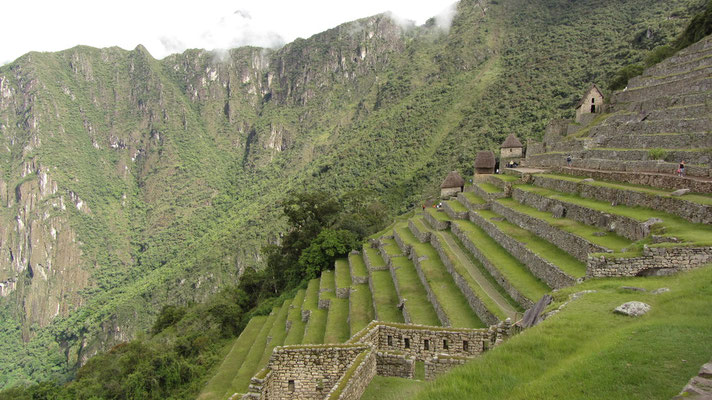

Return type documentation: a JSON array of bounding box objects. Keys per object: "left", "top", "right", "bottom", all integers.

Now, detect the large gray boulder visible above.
[{"left": 614, "top": 301, "right": 651, "bottom": 317}]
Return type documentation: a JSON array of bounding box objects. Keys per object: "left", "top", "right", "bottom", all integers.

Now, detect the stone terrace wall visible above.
[
  {"left": 512, "top": 187, "right": 648, "bottom": 241},
  {"left": 326, "top": 349, "right": 376, "bottom": 400},
  {"left": 388, "top": 259, "right": 412, "bottom": 324},
  {"left": 409, "top": 247, "right": 450, "bottom": 326},
  {"left": 468, "top": 211, "right": 575, "bottom": 289},
  {"left": 587, "top": 245, "right": 712, "bottom": 277},
  {"left": 429, "top": 233, "right": 500, "bottom": 326},
  {"left": 263, "top": 345, "right": 370, "bottom": 400},
  {"left": 457, "top": 192, "right": 489, "bottom": 211},
  {"left": 472, "top": 182, "right": 508, "bottom": 202},
  {"left": 408, "top": 219, "right": 431, "bottom": 243},
  {"left": 424, "top": 356, "right": 468, "bottom": 381},
  {"left": 490, "top": 200, "right": 610, "bottom": 262},
  {"left": 531, "top": 175, "right": 712, "bottom": 225},
  {"left": 424, "top": 210, "right": 450, "bottom": 230},
  {"left": 443, "top": 201, "right": 468, "bottom": 220},
  {"left": 348, "top": 251, "right": 368, "bottom": 285},
  {"left": 556, "top": 165, "right": 712, "bottom": 193},
  {"left": 376, "top": 351, "right": 415, "bottom": 378},
  {"left": 451, "top": 222, "right": 534, "bottom": 309}
]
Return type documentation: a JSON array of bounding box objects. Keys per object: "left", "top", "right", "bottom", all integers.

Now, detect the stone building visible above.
[
  {"left": 474, "top": 151, "right": 496, "bottom": 175},
  {"left": 440, "top": 171, "right": 465, "bottom": 198},
  {"left": 575, "top": 84, "right": 604, "bottom": 123},
  {"left": 500, "top": 134, "right": 523, "bottom": 158}
]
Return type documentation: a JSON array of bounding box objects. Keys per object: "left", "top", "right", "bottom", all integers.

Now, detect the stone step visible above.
[
  {"left": 605, "top": 104, "right": 710, "bottom": 123},
  {"left": 468, "top": 208, "right": 584, "bottom": 288},
  {"left": 628, "top": 64, "right": 712, "bottom": 90},
  {"left": 600, "top": 133, "right": 712, "bottom": 150},
  {"left": 590, "top": 117, "right": 711, "bottom": 137},
  {"left": 527, "top": 173, "right": 712, "bottom": 224},
  {"left": 611, "top": 76, "right": 712, "bottom": 104}
]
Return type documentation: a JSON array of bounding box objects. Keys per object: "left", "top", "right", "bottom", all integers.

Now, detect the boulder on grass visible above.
[{"left": 614, "top": 301, "right": 650, "bottom": 317}]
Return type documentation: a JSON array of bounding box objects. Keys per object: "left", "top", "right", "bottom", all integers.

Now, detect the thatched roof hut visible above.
[
  {"left": 501, "top": 134, "right": 523, "bottom": 149},
  {"left": 475, "top": 151, "right": 496, "bottom": 174},
  {"left": 441, "top": 171, "right": 465, "bottom": 189}
]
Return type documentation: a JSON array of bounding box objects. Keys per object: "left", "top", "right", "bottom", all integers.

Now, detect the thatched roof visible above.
[
  {"left": 575, "top": 84, "right": 604, "bottom": 109},
  {"left": 441, "top": 170, "right": 465, "bottom": 189},
  {"left": 474, "top": 151, "right": 496, "bottom": 168},
  {"left": 501, "top": 134, "right": 523, "bottom": 149}
]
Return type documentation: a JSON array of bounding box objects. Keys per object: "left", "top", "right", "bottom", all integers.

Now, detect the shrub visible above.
[{"left": 648, "top": 148, "right": 668, "bottom": 160}]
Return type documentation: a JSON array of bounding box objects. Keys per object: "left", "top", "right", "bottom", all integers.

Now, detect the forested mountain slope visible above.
[{"left": 0, "top": 0, "right": 705, "bottom": 388}]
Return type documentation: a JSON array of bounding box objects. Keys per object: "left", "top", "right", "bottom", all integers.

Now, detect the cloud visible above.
[
  {"left": 159, "top": 36, "right": 186, "bottom": 54},
  {"left": 434, "top": 2, "right": 458, "bottom": 32}
]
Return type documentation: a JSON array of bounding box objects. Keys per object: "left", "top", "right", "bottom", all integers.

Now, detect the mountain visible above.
[{"left": 0, "top": 0, "right": 706, "bottom": 388}]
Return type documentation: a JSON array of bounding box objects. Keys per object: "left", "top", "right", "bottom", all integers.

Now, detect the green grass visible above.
[
  {"left": 284, "top": 290, "right": 307, "bottom": 345},
  {"left": 446, "top": 199, "right": 468, "bottom": 213},
  {"left": 197, "top": 316, "right": 268, "bottom": 400},
  {"left": 302, "top": 278, "right": 327, "bottom": 344},
  {"left": 415, "top": 265, "right": 712, "bottom": 399},
  {"left": 427, "top": 208, "right": 452, "bottom": 222},
  {"left": 230, "top": 308, "right": 279, "bottom": 393},
  {"left": 361, "top": 376, "right": 426, "bottom": 400},
  {"left": 462, "top": 192, "right": 487, "bottom": 205},
  {"left": 490, "top": 174, "right": 519, "bottom": 182},
  {"left": 320, "top": 270, "right": 336, "bottom": 293},
  {"left": 475, "top": 209, "right": 587, "bottom": 278},
  {"left": 349, "top": 253, "right": 369, "bottom": 280},
  {"left": 432, "top": 231, "right": 512, "bottom": 321},
  {"left": 394, "top": 222, "right": 420, "bottom": 247},
  {"left": 370, "top": 270, "right": 405, "bottom": 323},
  {"left": 477, "top": 182, "right": 503, "bottom": 193},
  {"left": 349, "top": 283, "right": 375, "bottom": 336},
  {"left": 324, "top": 297, "right": 350, "bottom": 343},
  {"left": 364, "top": 245, "right": 387, "bottom": 269},
  {"left": 256, "top": 300, "right": 291, "bottom": 367},
  {"left": 335, "top": 258, "right": 352, "bottom": 290},
  {"left": 409, "top": 217, "right": 430, "bottom": 240},
  {"left": 452, "top": 220, "right": 550, "bottom": 303},
  {"left": 497, "top": 198, "right": 633, "bottom": 253},
  {"left": 410, "top": 242, "right": 485, "bottom": 328},
  {"left": 517, "top": 184, "right": 712, "bottom": 248},
  {"left": 381, "top": 238, "right": 403, "bottom": 257},
  {"left": 390, "top": 257, "right": 441, "bottom": 326}
]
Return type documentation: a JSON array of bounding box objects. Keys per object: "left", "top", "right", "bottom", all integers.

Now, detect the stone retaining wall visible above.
[
  {"left": 408, "top": 219, "right": 431, "bottom": 243},
  {"left": 451, "top": 222, "right": 534, "bottom": 309},
  {"left": 468, "top": 211, "right": 575, "bottom": 289},
  {"left": 490, "top": 200, "right": 610, "bottom": 262},
  {"left": 326, "top": 349, "right": 376, "bottom": 400},
  {"left": 531, "top": 174, "right": 712, "bottom": 225},
  {"left": 375, "top": 351, "right": 415, "bottom": 378},
  {"left": 429, "top": 233, "right": 499, "bottom": 326},
  {"left": 472, "top": 182, "right": 508, "bottom": 202},
  {"left": 348, "top": 251, "right": 368, "bottom": 285},
  {"left": 388, "top": 260, "right": 412, "bottom": 324},
  {"left": 377, "top": 237, "right": 403, "bottom": 268},
  {"left": 443, "top": 201, "right": 468, "bottom": 220},
  {"left": 512, "top": 187, "right": 648, "bottom": 241},
  {"left": 364, "top": 242, "right": 388, "bottom": 271},
  {"left": 456, "top": 192, "right": 489, "bottom": 211},
  {"left": 587, "top": 245, "right": 712, "bottom": 277},
  {"left": 409, "top": 248, "right": 451, "bottom": 326},
  {"left": 424, "top": 356, "right": 468, "bottom": 381},
  {"left": 424, "top": 210, "right": 450, "bottom": 230}
]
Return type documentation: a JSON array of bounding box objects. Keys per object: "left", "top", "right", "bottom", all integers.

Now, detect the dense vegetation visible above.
[{"left": 0, "top": 0, "right": 707, "bottom": 391}]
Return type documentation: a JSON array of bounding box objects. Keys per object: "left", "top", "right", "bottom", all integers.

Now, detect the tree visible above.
[{"left": 298, "top": 229, "right": 359, "bottom": 279}]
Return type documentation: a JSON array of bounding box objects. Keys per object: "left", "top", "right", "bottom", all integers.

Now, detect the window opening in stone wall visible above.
[
  {"left": 404, "top": 337, "right": 410, "bottom": 349},
  {"left": 424, "top": 339, "right": 430, "bottom": 350},
  {"left": 463, "top": 340, "right": 469, "bottom": 352},
  {"left": 288, "top": 380, "right": 295, "bottom": 392},
  {"left": 592, "top": 98, "right": 595, "bottom": 103},
  {"left": 443, "top": 339, "right": 449, "bottom": 350},
  {"left": 387, "top": 335, "right": 393, "bottom": 346}
]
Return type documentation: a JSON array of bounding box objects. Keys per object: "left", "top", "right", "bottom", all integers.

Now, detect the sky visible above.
[{"left": 1, "top": 0, "right": 457, "bottom": 66}]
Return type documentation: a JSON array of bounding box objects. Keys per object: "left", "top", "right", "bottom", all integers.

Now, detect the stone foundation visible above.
[{"left": 587, "top": 245, "right": 712, "bottom": 277}]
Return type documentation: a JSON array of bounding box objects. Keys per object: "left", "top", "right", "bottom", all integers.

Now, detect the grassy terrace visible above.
[
  {"left": 537, "top": 173, "right": 712, "bottom": 206},
  {"left": 462, "top": 192, "right": 487, "bottom": 205},
  {"left": 284, "top": 290, "right": 307, "bottom": 345},
  {"left": 474, "top": 209, "right": 587, "bottom": 278},
  {"left": 349, "top": 283, "right": 374, "bottom": 335},
  {"left": 415, "top": 265, "right": 712, "bottom": 400},
  {"left": 432, "top": 230, "right": 515, "bottom": 321},
  {"left": 257, "top": 300, "right": 291, "bottom": 367},
  {"left": 517, "top": 184, "right": 712, "bottom": 248},
  {"left": 446, "top": 199, "right": 468, "bottom": 213},
  {"left": 364, "top": 245, "right": 386, "bottom": 269},
  {"left": 381, "top": 237, "right": 403, "bottom": 257},
  {"left": 335, "top": 258, "right": 351, "bottom": 290},
  {"left": 370, "top": 270, "right": 405, "bottom": 323},
  {"left": 390, "top": 256, "right": 441, "bottom": 326},
  {"left": 497, "top": 198, "right": 633, "bottom": 252},
  {"left": 320, "top": 270, "right": 336, "bottom": 292},
  {"left": 324, "top": 297, "right": 350, "bottom": 343},
  {"left": 427, "top": 207, "right": 452, "bottom": 222},
  {"left": 197, "top": 316, "right": 268, "bottom": 400},
  {"left": 410, "top": 241, "right": 484, "bottom": 328},
  {"left": 348, "top": 253, "right": 368, "bottom": 280},
  {"left": 394, "top": 221, "right": 419, "bottom": 246},
  {"left": 490, "top": 174, "right": 519, "bottom": 182},
  {"left": 302, "top": 278, "right": 327, "bottom": 344},
  {"left": 231, "top": 309, "right": 279, "bottom": 392},
  {"left": 453, "top": 220, "right": 550, "bottom": 303},
  {"left": 409, "top": 216, "right": 430, "bottom": 239},
  {"left": 477, "top": 182, "right": 503, "bottom": 193}
]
